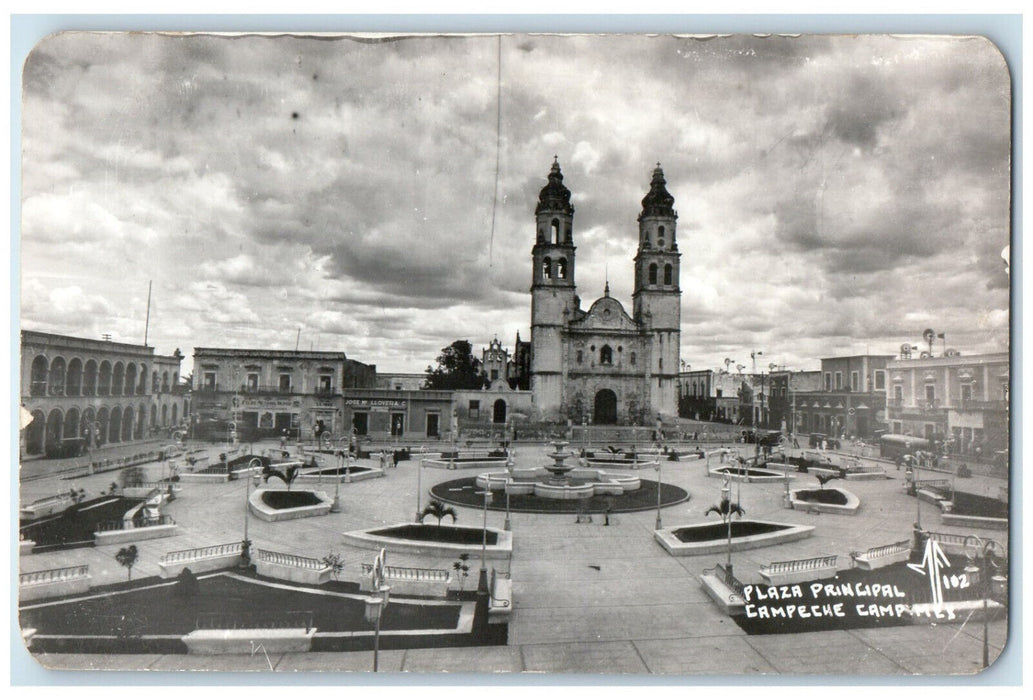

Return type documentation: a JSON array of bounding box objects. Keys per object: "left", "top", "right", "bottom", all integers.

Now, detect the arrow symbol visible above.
[{"left": 908, "top": 537, "right": 951, "bottom": 605}]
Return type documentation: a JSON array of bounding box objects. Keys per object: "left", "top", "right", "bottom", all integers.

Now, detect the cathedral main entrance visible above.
[{"left": 593, "top": 389, "right": 618, "bottom": 425}]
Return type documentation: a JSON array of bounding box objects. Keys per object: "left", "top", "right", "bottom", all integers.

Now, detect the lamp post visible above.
[
  {"left": 504, "top": 448, "right": 514, "bottom": 531},
  {"left": 723, "top": 476, "right": 734, "bottom": 574},
  {"left": 330, "top": 450, "right": 342, "bottom": 513},
  {"left": 364, "top": 548, "right": 390, "bottom": 672},
  {"left": 414, "top": 446, "right": 425, "bottom": 522},
  {"left": 654, "top": 458, "right": 663, "bottom": 530},
  {"left": 475, "top": 487, "right": 490, "bottom": 597},
  {"left": 964, "top": 535, "right": 1003, "bottom": 669},
  {"left": 242, "top": 457, "right": 261, "bottom": 566}
]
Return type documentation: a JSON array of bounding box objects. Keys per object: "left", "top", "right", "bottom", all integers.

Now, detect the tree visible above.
[
  {"left": 705, "top": 495, "right": 746, "bottom": 523},
  {"left": 115, "top": 545, "right": 139, "bottom": 581},
  {"left": 322, "top": 552, "right": 345, "bottom": 580},
  {"left": 815, "top": 473, "right": 841, "bottom": 489},
  {"left": 419, "top": 499, "right": 458, "bottom": 527},
  {"left": 423, "top": 340, "right": 484, "bottom": 390},
  {"left": 262, "top": 463, "right": 301, "bottom": 491},
  {"left": 452, "top": 553, "right": 471, "bottom": 592}
]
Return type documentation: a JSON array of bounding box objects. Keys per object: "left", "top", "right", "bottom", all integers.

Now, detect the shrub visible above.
[{"left": 174, "top": 567, "right": 200, "bottom": 597}]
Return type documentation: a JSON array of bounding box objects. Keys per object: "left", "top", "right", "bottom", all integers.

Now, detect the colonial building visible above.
[
  {"left": 767, "top": 370, "right": 822, "bottom": 433},
  {"left": 885, "top": 351, "right": 1009, "bottom": 457},
  {"left": 375, "top": 373, "right": 427, "bottom": 391},
  {"left": 191, "top": 348, "right": 376, "bottom": 440},
  {"left": 793, "top": 355, "right": 892, "bottom": 439},
  {"left": 528, "top": 159, "right": 682, "bottom": 424},
  {"left": 21, "top": 330, "right": 186, "bottom": 457}
]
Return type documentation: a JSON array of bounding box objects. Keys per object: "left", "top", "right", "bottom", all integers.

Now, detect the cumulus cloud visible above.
[{"left": 19, "top": 32, "right": 1010, "bottom": 374}]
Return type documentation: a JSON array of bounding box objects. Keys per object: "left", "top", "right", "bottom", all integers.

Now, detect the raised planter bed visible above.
[
  {"left": 248, "top": 489, "right": 333, "bottom": 522},
  {"left": 295, "top": 465, "right": 384, "bottom": 484},
  {"left": 708, "top": 466, "right": 790, "bottom": 483},
  {"left": 655, "top": 519, "right": 814, "bottom": 557},
  {"left": 789, "top": 487, "right": 861, "bottom": 515},
  {"left": 343, "top": 522, "right": 513, "bottom": 561}
]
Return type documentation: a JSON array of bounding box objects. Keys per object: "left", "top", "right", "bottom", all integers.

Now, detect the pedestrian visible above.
[{"left": 279, "top": 429, "right": 287, "bottom": 450}]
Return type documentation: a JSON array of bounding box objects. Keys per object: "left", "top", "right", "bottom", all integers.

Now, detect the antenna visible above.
[
  {"left": 295, "top": 328, "right": 301, "bottom": 352},
  {"left": 143, "top": 280, "right": 152, "bottom": 346}
]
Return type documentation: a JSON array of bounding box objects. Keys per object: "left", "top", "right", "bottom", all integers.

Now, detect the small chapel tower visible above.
[{"left": 632, "top": 164, "right": 682, "bottom": 417}]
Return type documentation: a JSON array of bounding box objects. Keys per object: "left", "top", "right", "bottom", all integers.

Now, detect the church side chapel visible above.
[{"left": 529, "top": 159, "right": 682, "bottom": 425}]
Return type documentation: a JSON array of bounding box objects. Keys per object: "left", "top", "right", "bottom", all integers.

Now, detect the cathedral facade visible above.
[{"left": 529, "top": 159, "right": 682, "bottom": 424}]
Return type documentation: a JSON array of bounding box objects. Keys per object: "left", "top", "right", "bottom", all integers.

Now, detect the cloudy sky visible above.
[{"left": 20, "top": 32, "right": 1011, "bottom": 377}]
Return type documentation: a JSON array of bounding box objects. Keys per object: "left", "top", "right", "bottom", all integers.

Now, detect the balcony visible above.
[{"left": 953, "top": 398, "right": 1009, "bottom": 413}]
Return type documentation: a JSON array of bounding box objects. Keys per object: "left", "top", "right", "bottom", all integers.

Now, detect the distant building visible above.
[
  {"left": 191, "top": 347, "right": 376, "bottom": 440},
  {"left": 793, "top": 355, "right": 893, "bottom": 439},
  {"left": 884, "top": 351, "right": 1008, "bottom": 457},
  {"left": 376, "top": 373, "right": 426, "bottom": 391},
  {"left": 21, "top": 330, "right": 185, "bottom": 457},
  {"left": 678, "top": 369, "right": 759, "bottom": 425},
  {"left": 767, "top": 370, "right": 822, "bottom": 433}
]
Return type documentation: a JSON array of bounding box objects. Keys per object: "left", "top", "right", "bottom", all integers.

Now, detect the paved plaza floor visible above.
[{"left": 17, "top": 440, "right": 1010, "bottom": 677}]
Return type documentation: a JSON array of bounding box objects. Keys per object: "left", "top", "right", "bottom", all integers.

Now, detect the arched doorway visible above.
[
  {"left": 96, "top": 407, "right": 109, "bottom": 447},
  {"left": 26, "top": 410, "right": 45, "bottom": 455},
  {"left": 121, "top": 409, "right": 133, "bottom": 443},
  {"left": 30, "top": 356, "right": 48, "bottom": 396},
  {"left": 493, "top": 399, "right": 507, "bottom": 424},
  {"left": 64, "top": 408, "right": 80, "bottom": 444},
  {"left": 45, "top": 408, "right": 64, "bottom": 456},
  {"left": 594, "top": 389, "right": 618, "bottom": 425},
  {"left": 109, "top": 406, "right": 123, "bottom": 443}
]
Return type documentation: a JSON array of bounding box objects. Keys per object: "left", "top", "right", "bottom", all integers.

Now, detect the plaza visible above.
[{"left": 18, "top": 436, "right": 1008, "bottom": 675}]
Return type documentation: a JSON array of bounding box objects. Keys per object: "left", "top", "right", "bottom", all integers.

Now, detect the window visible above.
[
  {"left": 203, "top": 372, "right": 217, "bottom": 390},
  {"left": 469, "top": 400, "right": 480, "bottom": 419},
  {"left": 576, "top": 350, "right": 583, "bottom": 364},
  {"left": 648, "top": 263, "right": 658, "bottom": 285},
  {"left": 657, "top": 225, "right": 665, "bottom": 247},
  {"left": 279, "top": 374, "right": 292, "bottom": 392},
  {"left": 663, "top": 264, "right": 673, "bottom": 285},
  {"left": 490, "top": 369, "right": 499, "bottom": 380},
  {"left": 319, "top": 374, "right": 333, "bottom": 392},
  {"left": 600, "top": 345, "right": 613, "bottom": 365},
  {"left": 961, "top": 384, "right": 972, "bottom": 401},
  {"left": 557, "top": 257, "right": 568, "bottom": 279},
  {"left": 246, "top": 373, "right": 259, "bottom": 390},
  {"left": 630, "top": 352, "right": 636, "bottom": 366},
  {"left": 874, "top": 370, "right": 886, "bottom": 390},
  {"left": 551, "top": 218, "right": 560, "bottom": 243},
  {"left": 894, "top": 385, "right": 903, "bottom": 401},
  {"left": 925, "top": 384, "right": 936, "bottom": 402},
  {"left": 850, "top": 371, "right": 859, "bottom": 392},
  {"left": 542, "top": 256, "right": 552, "bottom": 279},
  {"left": 834, "top": 372, "right": 843, "bottom": 390},
  {"left": 824, "top": 373, "right": 832, "bottom": 391}
]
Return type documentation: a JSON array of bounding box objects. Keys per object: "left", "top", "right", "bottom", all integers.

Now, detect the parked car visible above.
[{"left": 808, "top": 432, "right": 840, "bottom": 450}]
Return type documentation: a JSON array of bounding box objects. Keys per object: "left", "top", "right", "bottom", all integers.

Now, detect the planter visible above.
[
  {"left": 248, "top": 489, "right": 333, "bottom": 522},
  {"left": 789, "top": 487, "right": 861, "bottom": 515},
  {"left": 655, "top": 519, "right": 815, "bottom": 557},
  {"left": 342, "top": 522, "right": 513, "bottom": 560}
]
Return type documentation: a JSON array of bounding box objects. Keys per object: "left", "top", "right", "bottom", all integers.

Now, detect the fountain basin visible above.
[
  {"left": 654, "top": 519, "right": 814, "bottom": 556},
  {"left": 474, "top": 468, "right": 640, "bottom": 500},
  {"left": 295, "top": 466, "right": 384, "bottom": 484},
  {"left": 789, "top": 487, "right": 860, "bottom": 515}
]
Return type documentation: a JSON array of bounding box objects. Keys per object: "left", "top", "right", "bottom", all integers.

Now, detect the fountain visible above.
[{"left": 543, "top": 441, "right": 577, "bottom": 484}]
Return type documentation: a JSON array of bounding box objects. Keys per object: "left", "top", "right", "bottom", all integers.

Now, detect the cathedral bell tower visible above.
[
  {"left": 632, "top": 164, "right": 682, "bottom": 418},
  {"left": 530, "top": 157, "right": 578, "bottom": 416}
]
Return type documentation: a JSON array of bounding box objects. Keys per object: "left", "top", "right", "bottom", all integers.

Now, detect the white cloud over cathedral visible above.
[{"left": 19, "top": 32, "right": 1011, "bottom": 375}]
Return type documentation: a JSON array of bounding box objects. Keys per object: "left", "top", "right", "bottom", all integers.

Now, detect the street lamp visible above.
[
  {"left": 414, "top": 446, "right": 426, "bottom": 522},
  {"left": 242, "top": 457, "right": 261, "bottom": 566},
  {"left": 504, "top": 448, "right": 514, "bottom": 531},
  {"left": 330, "top": 450, "right": 343, "bottom": 513},
  {"left": 364, "top": 548, "right": 391, "bottom": 672},
  {"left": 475, "top": 486, "right": 490, "bottom": 598},
  {"left": 654, "top": 458, "right": 663, "bottom": 530},
  {"left": 964, "top": 535, "right": 1004, "bottom": 669}
]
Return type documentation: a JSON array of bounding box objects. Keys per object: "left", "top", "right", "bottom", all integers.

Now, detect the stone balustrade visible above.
[
  {"left": 759, "top": 554, "right": 839, "bottom": 585},
  {"left": 255, "top": 548, "right": 331, "bottom": 585},
  {"left": 850, "top": 540, "right": 912, "bottom": 570},
  {"left": 94, "top": 514, "right": 179, "bottom": 546},
  {"left": 360, "top": 562, "right": 451, "bottom": 598},
  {"left": 20, "top": 564, "right": 91, "bottom": 602},
  {"left": 159, "top": 542, "right": 245, "bottom": 578}
]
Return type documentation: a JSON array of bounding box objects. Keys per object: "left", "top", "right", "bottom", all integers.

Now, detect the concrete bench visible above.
[
  {"left": 850, "top": 540, "right": 911, "bottom": 570},
  {"left": 489, "top": 572, "right": 513, "bottom": 621},
  {"left": 759, "top": 555, "right": 839, "bottom": 585},
  {"left": 182, "top": 627, "right": 316, "bottom": 654}
]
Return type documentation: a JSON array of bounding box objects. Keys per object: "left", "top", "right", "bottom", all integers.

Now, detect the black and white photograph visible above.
[{"left": 15, "top": 29, "right": 1012, "bottom": 676}]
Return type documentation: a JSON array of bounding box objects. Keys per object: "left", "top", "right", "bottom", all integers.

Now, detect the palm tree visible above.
[
  {"left": 115, "top": 545, "right": 139, "bottom": 581},
  {"left": 452, "top": 553, "right": 471, "bottom": 592},
  {"left": 419, "top": 499, "right": 458, "bottom": 527},
  {"left": 262, "top": 463, "right": 301, "bottom": 491},
  {"left": 705, "top": 494, "right": 746, "bottom": 522},
  {"left": 815, "top": 473, "right": 841, "bottom": 489}
]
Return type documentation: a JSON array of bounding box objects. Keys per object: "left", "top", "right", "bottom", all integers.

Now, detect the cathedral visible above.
[{"left": 529, "top": 159, "right": 682, "bottom": 425}]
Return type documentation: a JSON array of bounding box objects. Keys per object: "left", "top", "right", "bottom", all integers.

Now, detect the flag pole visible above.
[{"left": 143, "top": 280, "right": 152, "bottom": 346}]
